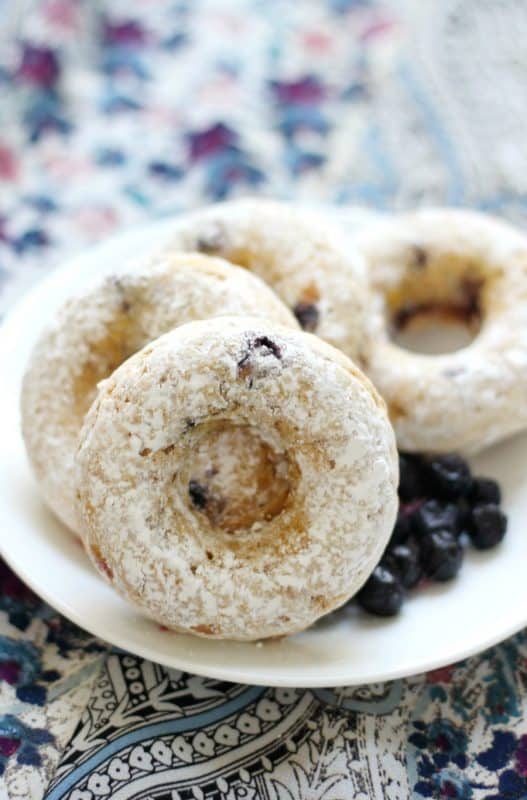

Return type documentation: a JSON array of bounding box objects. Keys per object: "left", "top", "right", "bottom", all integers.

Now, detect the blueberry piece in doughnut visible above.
[
  {"left": 195, "top": 222, "right": 227, "bottom": 254},
  {"left": 468, "top": 504, "right": 507, "bottom": 550},
  {"left": 424, "top": 455, "right": 472, "bottom": 500},
  {"left": 237, "top": 335, "right": 283, "bottom": 379},
  {"left": 252, "top": 335, "right": 282, "bottom": 359},
  {"left": 420, "top": 530, "right": 463, "bottom": 582},
  {"left": 469, "top": 477, "right": 501, "bottom": 507},
  {"left": 411, "top": 244, "right": 428, "bottom": 269},
  {"left": 293, "top": 302, "right": 320, "bottom": 332},
  {"left": 110, "top": 277, "right": 133, "bottom": 313},
  {"left": 356, "top": 566, "right": 405, "bottom": 616},
  {"left": 188, "top": 479, "right": 208, "bottom": 510}
]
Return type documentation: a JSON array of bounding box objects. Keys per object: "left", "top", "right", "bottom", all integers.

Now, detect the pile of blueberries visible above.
[{"left": 356, "top": 453, "right": 508, "bottom": 617}]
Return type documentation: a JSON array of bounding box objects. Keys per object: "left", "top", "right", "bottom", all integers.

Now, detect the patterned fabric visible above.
[
  {"left": 2, "top": 0, "right": 527, "bottom": 798},
  {"left": 0, "top": 565, "right": 106, "bottom": 799}
]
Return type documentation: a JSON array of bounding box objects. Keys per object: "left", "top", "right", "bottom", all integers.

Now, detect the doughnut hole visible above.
[
  {"left": 180, "top": 422, "right": 297, "bottom": 534},
  {"left": 383, "top": 248, "right": 487, "bottom": 355}
]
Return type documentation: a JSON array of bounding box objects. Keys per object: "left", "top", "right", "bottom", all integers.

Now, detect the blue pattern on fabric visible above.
[{"left": 2, "top": 0, "right": 527, "bottom": 797}]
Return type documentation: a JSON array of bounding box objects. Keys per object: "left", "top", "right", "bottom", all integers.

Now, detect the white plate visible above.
[{"left": 1, "top": 214, "right": 527, "bottom": 688}]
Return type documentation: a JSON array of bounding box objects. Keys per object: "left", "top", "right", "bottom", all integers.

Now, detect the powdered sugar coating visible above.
[
  {"left": 21, "top": 254, "right": 297, "bottom": 534},
  {"left": 163, "top": 198, "right": 372, "bottom": 363},
  {"left": 75, "top": 316, "right": 398, "bottom": 641},
  {"left": 357, "top": 208, "right": 527, "bottom": 453}
]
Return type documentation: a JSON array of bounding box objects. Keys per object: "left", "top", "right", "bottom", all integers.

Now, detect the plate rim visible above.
[{"left": 1, "top": 527, "right": 526, "bottom": 687}]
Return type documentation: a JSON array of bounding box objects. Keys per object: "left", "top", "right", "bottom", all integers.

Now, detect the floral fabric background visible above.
[{"left": 2, "top": 1, "right": 527, "bottom": 798}]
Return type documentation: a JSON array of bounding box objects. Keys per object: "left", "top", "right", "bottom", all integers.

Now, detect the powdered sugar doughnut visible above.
[
  {"left": 357, "top": 209, "right": 527, "bottom": 453},
  {"left": 21, "top": 254, "right": 297, "bottom": 534},
  {"left": 164, "top": 199, "right": 371, "bottom": 362},
  {"left": 75, "top": 316, "right": 398, "bottom": 641}
]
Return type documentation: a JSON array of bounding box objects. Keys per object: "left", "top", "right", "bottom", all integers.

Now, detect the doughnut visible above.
[
  {"left": 356, "top": 208, "right": 527, "bottom": 453},
  {"left": 21, "top": 254, "right": 298, "bottom": 534},
  {"left": 75, "top": 316, "right": 398, "bottom": 640},
  {"left": 164, "top": 198, "right": 372, "bottom": 363}
]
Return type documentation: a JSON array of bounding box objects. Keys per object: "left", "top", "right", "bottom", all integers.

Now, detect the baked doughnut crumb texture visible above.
[
  {"left": 356, "top": 208, "right": 527, "bottom": 453},
  {"left": 21, "top": 253, "right": 298, "bottom": 534},
  {"left": 163, "top": 198, "right": 373, "bottom": 364},
  {"left": 75, "top": 317, "right": 398, "bottom": 640}
]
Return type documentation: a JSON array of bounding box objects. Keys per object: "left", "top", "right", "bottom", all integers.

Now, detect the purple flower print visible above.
[
  {"left": 16, "top": 45, "right": 60, "bottom": 88},
  {"left": 0, "top": 716, "right": 54, "bottom": 774},
  {"left": 187, "top": 123, "right": 238, "bottom": 162},
  {"left": 102, "top": 19, "right": 148, "bottom": 47},
  {"left": 515, "top": 734, "right": 527, "bottom": 777},
  {"left": 269, "top": 75, "right": 326, "bottom": 106}
]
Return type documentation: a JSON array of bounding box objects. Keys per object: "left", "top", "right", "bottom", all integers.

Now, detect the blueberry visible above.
[
  {"left": 424, "top": 454, "right": 472, "bottom": 500},
  {"left": 383, "top": 541, "right": 422, "bottom": 589},
  {"left": 188, "top": 480, "right": 208, "bottom": 510},
  {"left": 413, "top": 500, "right": 463, "bottom": 537},
  {"left": 457, "top": 497, "right": 473, "bottom": 532},
  {"left": 398, "top": 454, "right": 426, "bottom": 501},
  {"left": 469, "top": 477, "right": 501, "bottom": 507},
  {"left": 356, "top": 566, "right": 405, "bottom": 616},
  {"left": 469, "top": 504, "right": 507, "bottom": 550},
  {"left": 390, "top": 509, "right": 412, "bottom": 545},
  {"left": 293, "top": 302, "right": 319, "bottom": 332},
  {"left": 420, "top": 530, "right": 464, "bottom": 581}
]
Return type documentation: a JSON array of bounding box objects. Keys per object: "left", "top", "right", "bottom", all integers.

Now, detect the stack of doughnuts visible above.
[{"left": 21, "top": 200, "right": 527, "bottom": 640}]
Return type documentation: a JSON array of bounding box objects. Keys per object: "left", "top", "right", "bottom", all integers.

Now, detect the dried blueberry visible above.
[
  {"left": 195, "top": 223, "right": 225, "bottom": 254},
  {"left": 424, "top": 454, "right": 472, "bottom": 500},
  {"left": 252, "top": 336, "right": 282, "bottom": 359},
  {"left": 469, "top": 477, "right": 501, "bottom": 507},
  {"left": 293, "top": 302, "right": 319, "bottom": 332},
  {"left": 390, "top": 509, "right": 412, "bottom": 545},
  {"left": 188, "top": 480, "right": 208, "bottom": 510},
  {"left": 457, "top": 497, "right": 473, "bottom": 533},
  {"left": 411, "top": 244, "right": 428, "bottom": 269},
  {"left": 383, "top": 541, "right": 422, "bottom": 589},
  {"left": 356, "top": 566, "right": 405, "bottom": 616},
  {"left": 398, "top": 454, "right": 426, "bottom": 501},
  {"left": 469, "top": 504, "right": 507, "bottom": 550},
  {"left": 420, "top": 530, "right": 463, "bottom": 581},
  {"left": 237, "top": 335, "right": 282, "bottom": 376},
  {"left": 413, "top": 500, "right": 463, "bottom": 537}
]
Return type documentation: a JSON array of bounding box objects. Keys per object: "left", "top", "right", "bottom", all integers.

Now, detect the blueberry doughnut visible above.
[
  {"left": 21, "top": 254, "right": 297, "bottom": 534},
  {"left": 357, "top": 209, "right": 527, "bottom": 453},
  {"left": 75, "top": 316, "right": 398, "bottom": 640},
  {"left": 165, "top": 199, "right": 371, "bottom": 362}
]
